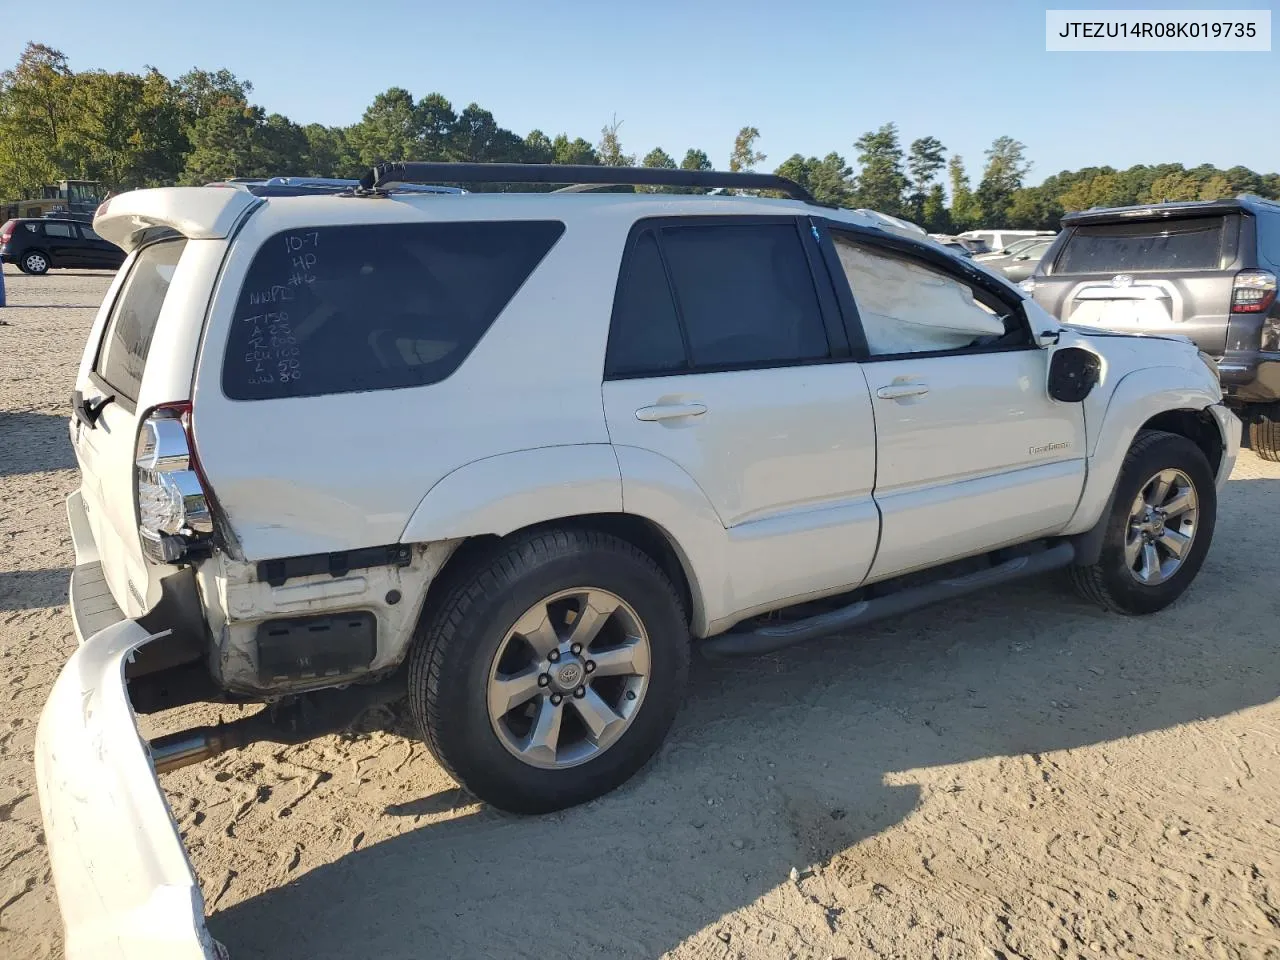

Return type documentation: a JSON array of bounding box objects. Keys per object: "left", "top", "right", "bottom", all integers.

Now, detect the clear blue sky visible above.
[{"left": 4, "top": 0, "right": 1277, "bottom": 185}]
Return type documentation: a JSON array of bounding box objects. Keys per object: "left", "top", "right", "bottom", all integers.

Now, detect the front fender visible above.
[
  {"left": 1061, "top": 365, "right": 1227, "bottom": 536},
  {"left": 399, "top": 444, "right": 623, "bottom": 543}
]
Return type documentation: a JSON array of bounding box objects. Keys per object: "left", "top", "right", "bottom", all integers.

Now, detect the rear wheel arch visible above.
[{"left": 414, "top": 513, "right": 702, "bottom": 640}]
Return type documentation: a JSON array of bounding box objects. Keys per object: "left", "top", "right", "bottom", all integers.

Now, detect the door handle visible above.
[
  {"left": 875, "top": 382, "right": 930, "bottom": 401},
  {"left": 635, "top": 402, "right": 707, "bottom": 422}
]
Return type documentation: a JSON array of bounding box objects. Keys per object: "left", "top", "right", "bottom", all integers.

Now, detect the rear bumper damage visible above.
[
  {"left": 35, "top": 491, "right": 224, "bottom": 958},
  {"left": 34, "top": 618, "right": 225, "bottom": 960}
]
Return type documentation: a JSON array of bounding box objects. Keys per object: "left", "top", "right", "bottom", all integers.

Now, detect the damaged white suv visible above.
[{"left": 37, "top": 163, "right": 1238, "bottom": 959}]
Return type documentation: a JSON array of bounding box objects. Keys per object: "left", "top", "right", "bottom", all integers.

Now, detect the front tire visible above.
[
  {"left": 19, "top": 251, "right": 49, "bottom": 275},
  {"left": 1069, "top": 430, "right": 1216, "bottom": 615},
  {"left": 408, "top": 529, "right": 689, "bottom": 814}
]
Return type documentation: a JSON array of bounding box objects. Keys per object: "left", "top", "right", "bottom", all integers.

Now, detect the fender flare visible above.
[
  {"left": 398, "top": 444, "right": 723, "bottom": 635},
  {"left": 399, "top": 445, "right": 624, "bottom": 542},
  {"left": 1061, "top": 365, "right": 1225, "bottom": 546}
]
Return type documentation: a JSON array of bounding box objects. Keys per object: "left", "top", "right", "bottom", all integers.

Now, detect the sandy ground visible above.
[{"left": 1, "top": 264, "right": 1279, "bottom": 960}]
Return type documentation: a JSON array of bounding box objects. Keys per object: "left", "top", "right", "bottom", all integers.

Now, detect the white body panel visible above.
[
  {"left": 863, "top": 348, "right": 1086, "bottom": 580},
  {"left": 604, "top": 364, "right": 879, "bottom": 627}
]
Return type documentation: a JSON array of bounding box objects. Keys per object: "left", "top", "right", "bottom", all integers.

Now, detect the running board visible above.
[{"left": 700, "top": 542, "right": 1077, "bottom": 659}]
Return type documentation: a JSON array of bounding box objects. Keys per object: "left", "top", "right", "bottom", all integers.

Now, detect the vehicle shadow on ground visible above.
[
  {"left": 0, "top": 412, "right": 75, "bottom": 476},
  {"left": 0, "top": 568, "right": 72, "bottom": 611},
  {"left": 212, "top": 478, "right": 1280, "bottom": 960}
]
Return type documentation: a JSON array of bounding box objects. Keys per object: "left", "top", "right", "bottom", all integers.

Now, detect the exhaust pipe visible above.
[{"left": 148, "top": 725, "right": 247, "bottom": 774}]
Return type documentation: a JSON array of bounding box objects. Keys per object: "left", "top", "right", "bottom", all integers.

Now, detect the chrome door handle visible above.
[
  {"left": 635, "top": 402, "right": 707, "bottom": 422},
  {"left": 875, "top": 382, "right": 930, "bottom": 400}
]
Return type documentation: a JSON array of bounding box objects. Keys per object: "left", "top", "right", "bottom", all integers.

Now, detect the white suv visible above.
[{"left": 37, "top": 163, "right": 1238, "bottom": 959}]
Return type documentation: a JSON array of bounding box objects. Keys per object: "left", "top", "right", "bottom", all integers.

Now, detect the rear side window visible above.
[
  {"left": 662, "top": 223, "right": 828, "bottom": 367},
  {"left": 223, "top": 221, "right": 564, "bottom": 400},
  {"left": 43, "top": 222, "right": 74, "bottom": 238},
  {"left": 94, "top": 239, "right": 187, "bottom": 402},
  {"left": 605, "top": 230, "right": 686, "bottom": 376},
  {"left": 1055, "top": 216, "right": 1232, "bottom": 274},
  {"left": 605, "top": 220, "right": 829, "bottom": 376}
]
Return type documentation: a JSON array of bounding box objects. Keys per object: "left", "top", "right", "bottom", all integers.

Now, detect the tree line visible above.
[{"left": 4, "top": 42, "right": 1279, "bottom": 231}]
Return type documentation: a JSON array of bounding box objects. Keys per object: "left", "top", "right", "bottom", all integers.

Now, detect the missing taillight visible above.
[
  {"left": 134, "top": 402, "right": 214, "bottom": 563},
  {"left": 1231, "top": 269, "right": 1277, "bottom": 314}
]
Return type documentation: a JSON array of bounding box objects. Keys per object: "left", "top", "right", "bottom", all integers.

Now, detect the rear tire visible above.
[
  {"left": 1069, "top": 430, "right": 1216, "bottom": 615},
  {"left": 1249, "top": 417, "right": 1280, "bottom": 462},
  {"left": 407, "top": 528, "right": 689, "bottom": 814},
  {"left": 19, "top": 251, "right": 49, "bottom": 275}
]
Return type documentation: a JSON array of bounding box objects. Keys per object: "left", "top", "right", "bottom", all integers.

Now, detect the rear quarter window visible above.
[
  {"left": 1055, "top": 216, "right": 1233, "bottom": 274},
  {"left": 223, "top": 220, "right": 565, "bottom": 400},
  {"left": 93, "top": 239, "right": 187, "bottom": 402}
]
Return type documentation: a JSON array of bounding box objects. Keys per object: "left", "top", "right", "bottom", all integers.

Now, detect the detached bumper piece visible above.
[{"left": 34, "top": 620, "right": 226, "bottom": 960}]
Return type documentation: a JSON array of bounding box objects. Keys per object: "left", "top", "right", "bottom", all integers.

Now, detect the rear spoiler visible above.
[{"left": 93, "top": 187, "right": 262, "bottom": 252}]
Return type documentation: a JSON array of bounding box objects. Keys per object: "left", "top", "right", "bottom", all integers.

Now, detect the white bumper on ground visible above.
[
  {"left": 35, "top": 619, "right": 224, "bottom": 960},
  {"left": 35, "top": 491, "right": 224, "bottom": 959}
]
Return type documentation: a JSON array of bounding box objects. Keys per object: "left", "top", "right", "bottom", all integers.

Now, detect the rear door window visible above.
[
  {"left": 223, "top": 220, "right": 565, "bottom": 400},
  {"left": 605, "top": 229, "right": 687, "bottom": 377},
  {"left": 660, "top": 222, "right": 829, "bottom": 368},
  {"left": 94, "top": 239, "right": 187, "bottom": 402},
  {"left": 1055, "top": 216, "right": 1233, "bottom": 274},
  {"left": 43, "top": 222, "right": 74, "bottom": 238}
]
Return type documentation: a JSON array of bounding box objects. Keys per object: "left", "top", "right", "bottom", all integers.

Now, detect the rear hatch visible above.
[
  {"left": 69, "top": 187, "right": 259, "bottom": 620},
  {"left": 1032, "top": 211, "right": 1249, "bottom": 357}
]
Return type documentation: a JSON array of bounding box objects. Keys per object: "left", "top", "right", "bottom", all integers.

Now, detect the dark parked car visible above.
[
  {"left": 1028, "top": 195, "right": 1280, "bottom": 459},
  {"left": 0, "top": 217, "right": 126, "bottom": 275}
]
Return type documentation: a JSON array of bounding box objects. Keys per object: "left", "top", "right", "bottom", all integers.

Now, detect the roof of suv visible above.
[
  {"left": 93, "top": 164, "right": 934, "bottom": 252},
  {"left": 1061, "top": 193, "right": 1280, "bottom": 226}
]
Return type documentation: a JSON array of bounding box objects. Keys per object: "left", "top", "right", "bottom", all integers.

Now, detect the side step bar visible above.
[{"left": 700, "top": 542, "right": 1076, "bottom": 659}]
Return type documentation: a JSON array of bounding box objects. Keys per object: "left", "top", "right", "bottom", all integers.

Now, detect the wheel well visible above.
[
  {"left": 1140, "top": 408, "right": 1224, "bottom": 475},
  {"left": 419, "top": 515, "right": 698, "bottom": 630}
]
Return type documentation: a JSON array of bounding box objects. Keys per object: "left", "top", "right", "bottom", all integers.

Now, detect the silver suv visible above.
[{"left": 1027, "top": 195, "right": 1280, "bottom": 459}]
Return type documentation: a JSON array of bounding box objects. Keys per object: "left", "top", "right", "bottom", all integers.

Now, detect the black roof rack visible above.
[{"left": 356, "top": 161, "right": 819, "bottom": 205}]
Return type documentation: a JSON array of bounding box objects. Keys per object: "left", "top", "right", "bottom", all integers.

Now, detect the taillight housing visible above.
[
  {"left": 1231, "top": 269, "right": 1277, "bottom": 314},
  {"left": 134, "top": 403, "right": 213, "bottom": 563}
]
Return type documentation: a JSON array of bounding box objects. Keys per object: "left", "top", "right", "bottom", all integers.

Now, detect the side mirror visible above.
[{"left": 1047, "top": 346, "right": 1102, "bottom": 403}]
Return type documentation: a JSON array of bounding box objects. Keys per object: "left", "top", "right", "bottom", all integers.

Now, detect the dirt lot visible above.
[{"left": 1, "top": 264, "right": 1279, "bottom": 960}]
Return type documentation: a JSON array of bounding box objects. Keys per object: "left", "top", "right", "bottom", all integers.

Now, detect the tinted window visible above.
[
  {"left": 43, "top": 222, "right": 74, "bottom": 238},
  {"left": 660, "top": 223, "right": 828, "bottom": 368},
  {"left": 94, "top": 239, "right": 186, "bottom": 401},
  {"left": 223, "top": 221, "right": 564, "bottom": 400},
  {"left": 81, "top": 225, "right": 104, "bottom": 241},
  {"left": 1056, "top": 216, "right": 1229, "bottom": 274},
  {"left": 605, "top": 230, "right": 686, "bottom": 376}
]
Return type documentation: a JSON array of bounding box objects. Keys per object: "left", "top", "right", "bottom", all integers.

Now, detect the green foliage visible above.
[
  {"left": 922, "top": 183, "right": 951, "bottom": 233},
  {"left": 729, "top": 126, "right": 765, "bottom": 173},
  {"left": 974, "top": 135, "right": 1029, "bottom": 224},
  {"left": 639, "top": 147, "right": 676, "bottom": 193},
  {"left": 853, "top": 123, "right": 906, "bottom": 215},
  {"left": 948, "top": 155, "right": 978, "bottom": 230},
  {"left": 906, "top": 135, "right": 946, "bottom": 223},
  {"left": 597, "top": 116, "right": 634, "bottom": 167},
  {"left": 5, "top": 42, "right": 1280, "bottom": 230},
  {"left": 774, "top": 152, "right": 853, "bottom": 206},
  {"left": 679, "top": 148, "right": 712, "bottom": 194}
]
